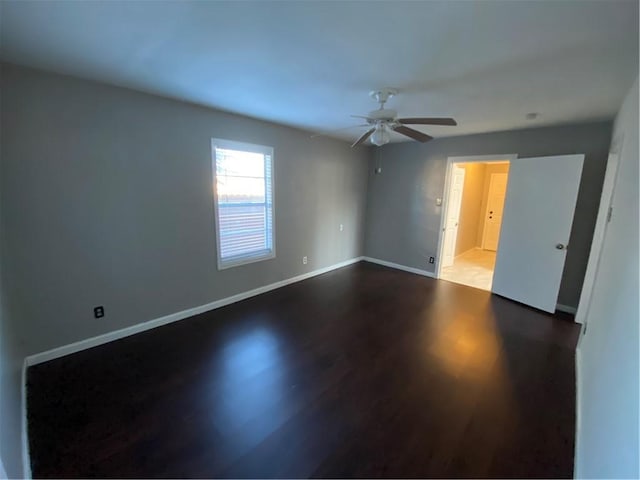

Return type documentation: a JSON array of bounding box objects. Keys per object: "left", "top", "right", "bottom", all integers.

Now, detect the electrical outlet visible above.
[
  {"left": 429, "top": 256, "right": 435, "bottom": 264},
  {"left": 302, "top": 256, "right": 308, "bottom": 265},
  {"left": 375, "top": 167, "right": 382, "bottom": 174},
  {"left": 94, "top": 306, "right": 105, "bottom": 318},
  {"left": 339, "top": 224, "right": 344, "bottom": 232}
]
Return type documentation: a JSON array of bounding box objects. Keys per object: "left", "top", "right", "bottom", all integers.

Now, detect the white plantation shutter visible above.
[{"left": 212, "top": 139, "right": 275, "bottom": 269}]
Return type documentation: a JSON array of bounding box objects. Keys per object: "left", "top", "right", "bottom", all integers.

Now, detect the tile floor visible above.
[{"left": 440, "top": 248, "right": 497, "bottom": 291}]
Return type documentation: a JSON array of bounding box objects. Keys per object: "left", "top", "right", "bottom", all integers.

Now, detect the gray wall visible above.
[
  {"left": 0, "top": 62, "right": 621, "bottom": 478},
  {"left": 0, "top": 274, "right": 23, "bottom": 479},
  {"left": 576, "top": 77, "right": 638, "bottom": 478},
  {"left": 1, "top": 77, "right": 27, "bottom": 478},
  {"left": 365, "top": 121, "right": 613, "bottom": 308},
  {"left": 0, "top": 63, "right": 369, "bottom": 360}
]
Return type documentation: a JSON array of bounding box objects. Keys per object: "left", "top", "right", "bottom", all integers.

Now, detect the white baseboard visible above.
[
  {"left": 574, "top": 347, "right": 582, "bottom": 479},
  {"left": 20, "top": 256, "right": 361, "bottom": 479},
  {"left": 362, "top": 256, "right": 436, "bottom": 278},
  {"left": 25, "top": 256, "right": 363, "bottom": 367},
  {"left": 21, "top": 359, "right": 31, "bottom": 479},
  {"left": 557, "top": 303, "right": 578, "bottom": 315},
  {"left": 455, "top": 246, "right": 483, "bottom": 259},
  {"left": 364, "top": 258, "right": 579, "bottom": 318}
]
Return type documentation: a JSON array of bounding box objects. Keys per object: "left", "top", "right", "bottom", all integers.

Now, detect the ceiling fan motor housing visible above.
[{"left": 366, "top": 108, "right": 398, "bottom": 123}]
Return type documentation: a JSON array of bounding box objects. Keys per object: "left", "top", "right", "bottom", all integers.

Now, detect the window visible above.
[{"left": 212, "top": 139, "right": 274, "bottom": 269}]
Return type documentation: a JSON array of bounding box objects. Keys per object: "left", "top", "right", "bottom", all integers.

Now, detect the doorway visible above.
[{"left": 436, "top": 155, "right": 515, "bottom": 291}]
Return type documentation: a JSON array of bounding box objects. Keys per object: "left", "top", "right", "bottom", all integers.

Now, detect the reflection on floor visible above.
[
  {"left": 27, "top": 262, "right": 581, "bottom": 478},
  {"left": 441, "top": 248, "right": 497, "bottom": 291}
]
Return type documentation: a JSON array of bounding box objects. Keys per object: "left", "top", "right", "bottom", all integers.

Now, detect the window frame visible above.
[{"left": 211, "top": 138, "right": 276, "bottom": 270}]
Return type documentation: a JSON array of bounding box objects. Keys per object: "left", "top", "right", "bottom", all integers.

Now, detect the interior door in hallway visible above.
[
  {"left": 482, "top": 173, "right": 508, "bottom": 251},
  {"left": 492, "top": 154, "right": 584, "bottom": 313},
  {"left": 441, "top": 165, "right": 465, "bottom": 268}
]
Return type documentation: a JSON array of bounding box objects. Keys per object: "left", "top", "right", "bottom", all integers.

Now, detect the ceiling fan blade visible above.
[
  {"left": 310, "top": 124, "right": 370, "bottom": 138},
  {"left": 398, "top": 117, "right": 457, "bottom": 126},
  {"left": 350, "top": 114, "right": 374, "bottom": 120},
  {"left": 393, "top": 125, "right": 434, "bottom": 143},
  {"left": 352, "top": 128, "right": 375, "bottom": 147}
]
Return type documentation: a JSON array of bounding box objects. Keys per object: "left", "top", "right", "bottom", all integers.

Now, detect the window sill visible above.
[{"left": 217, "top": 251, "right": 275, "bottom": 270}]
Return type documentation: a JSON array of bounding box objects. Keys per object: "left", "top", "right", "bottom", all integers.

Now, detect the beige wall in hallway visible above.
[
  {"left": 455, "top": 162, "right": 510, "bottom": 257},
  {"left": 455, "top": 163, "right": 486, "bottom": 256},
  {"left": 477, "top": 163, "right": 510, "bottom": 247}
]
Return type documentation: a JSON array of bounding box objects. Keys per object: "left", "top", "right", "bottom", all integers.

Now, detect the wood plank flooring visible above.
[{"left": 27, "top": 261, "right": 580, "bottom": 478}]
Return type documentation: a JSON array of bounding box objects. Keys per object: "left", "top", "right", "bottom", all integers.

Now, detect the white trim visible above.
[
  {"left": 574, "top": 347, "right": 582, "bottom": 479},
  {"left": 556, "top": 303, "right": 578, "bottom": 315},
  {"left": 21, "top": 359, "right": 31, "bottom": 479},
  {"left": 370, "top": 253, "right": 580, "bottom": 310},
  {"left": 440, "top": 164, "right": 465, "bottom": 269},
  {"left": 446, "top": 154, "right": 517, "bottom": 164},
  {"left": 454, "top": 246, "right": 482, "bottom": 260},
  {"left": 25, "top": 257, "right": 363, "bottom": 367},
  {"left": 435, "top": 154, "right": 517, "bottom": 279},
  {"left": 574, "top": 144, "right": 623, "bottom": 325},
  {"left": 362, "top": 257, "right": 436, "bottom": 278},
  {"left": 212, "top": 138, "right": 273, "bottom": 156},
  {"left": 216, "top": 249, "right": 275, "bottom": 271}
]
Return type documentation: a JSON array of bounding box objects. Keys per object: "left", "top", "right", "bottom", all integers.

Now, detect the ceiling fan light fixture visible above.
[
  {"left": 320, "top": 87, "right": 455, "bottom": 148},
  {"left": 370, "top": 125, "right": 390, "bottom": 146}
]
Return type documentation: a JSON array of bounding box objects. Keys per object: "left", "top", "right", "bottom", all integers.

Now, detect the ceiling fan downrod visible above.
[{"left": 370, "top": 87, "right": 398, "bottom": 110}]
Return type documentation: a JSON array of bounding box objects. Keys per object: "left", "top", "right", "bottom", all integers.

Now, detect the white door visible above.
[
  {"left": 441, "top": 165, "right": 465, "bottom": 268},
  {"left": 492, "top": 154, "right": 584, "bottom": 313},
  {"left": 482, "top": 173, "right": 508, "bottom": 251}
]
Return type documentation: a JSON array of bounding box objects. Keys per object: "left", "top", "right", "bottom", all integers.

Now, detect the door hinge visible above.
[
  {"left": 583, "top": 322, "right": 588, "bottom": 335},
  {"left": 607, "top": 206, "right": 613, "bottom": 223}
]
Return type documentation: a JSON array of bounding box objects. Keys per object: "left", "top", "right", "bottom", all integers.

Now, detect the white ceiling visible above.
[{"left": 1, "top": 1, "right": 638, "bottom": 143}]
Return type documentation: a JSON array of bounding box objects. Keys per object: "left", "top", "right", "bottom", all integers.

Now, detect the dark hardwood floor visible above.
[{"left": 28, "top": 261, "right": 580, "bottom": 478}]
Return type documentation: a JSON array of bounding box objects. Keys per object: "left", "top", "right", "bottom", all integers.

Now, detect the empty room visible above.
[{"left": 0, "top": 1, "right": 638, "bottom": 479}]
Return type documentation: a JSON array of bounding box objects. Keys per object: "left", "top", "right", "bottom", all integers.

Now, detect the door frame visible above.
[
  {"left": 441, "top": 164, "right": 466, "bottom": 268},
  {"left": 575, "top": 136, "right": 623, "bottom": 326},
  {"left": 435, "top": 154, "right": 518, "bottom": 279}
]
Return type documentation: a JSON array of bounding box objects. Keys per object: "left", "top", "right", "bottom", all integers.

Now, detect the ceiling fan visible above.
[{"left": 346, "top": 87, "right": 457, "bottom": 147}]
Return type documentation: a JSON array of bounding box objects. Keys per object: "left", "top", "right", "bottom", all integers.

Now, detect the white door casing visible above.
[
  {"left": 482, "top": 172, "right": 508, "bottom": 251},
  {"left": 575, "top": 144, "right": 622, "bottom": 325},
  {"left": 441, "top": 165, "right": 465, "bottom": 268},
  {"left": 492, "top": 154, "right": 584, "bottom": 313}
]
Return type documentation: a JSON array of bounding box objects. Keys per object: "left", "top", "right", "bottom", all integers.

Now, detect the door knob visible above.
[{"left": 556, "top": 243, "right": 566, "bottom": 250}]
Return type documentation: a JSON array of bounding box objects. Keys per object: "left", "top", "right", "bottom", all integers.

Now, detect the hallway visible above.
[{"left": 440, "top": 248, "right": 497, "bottom": 291}]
